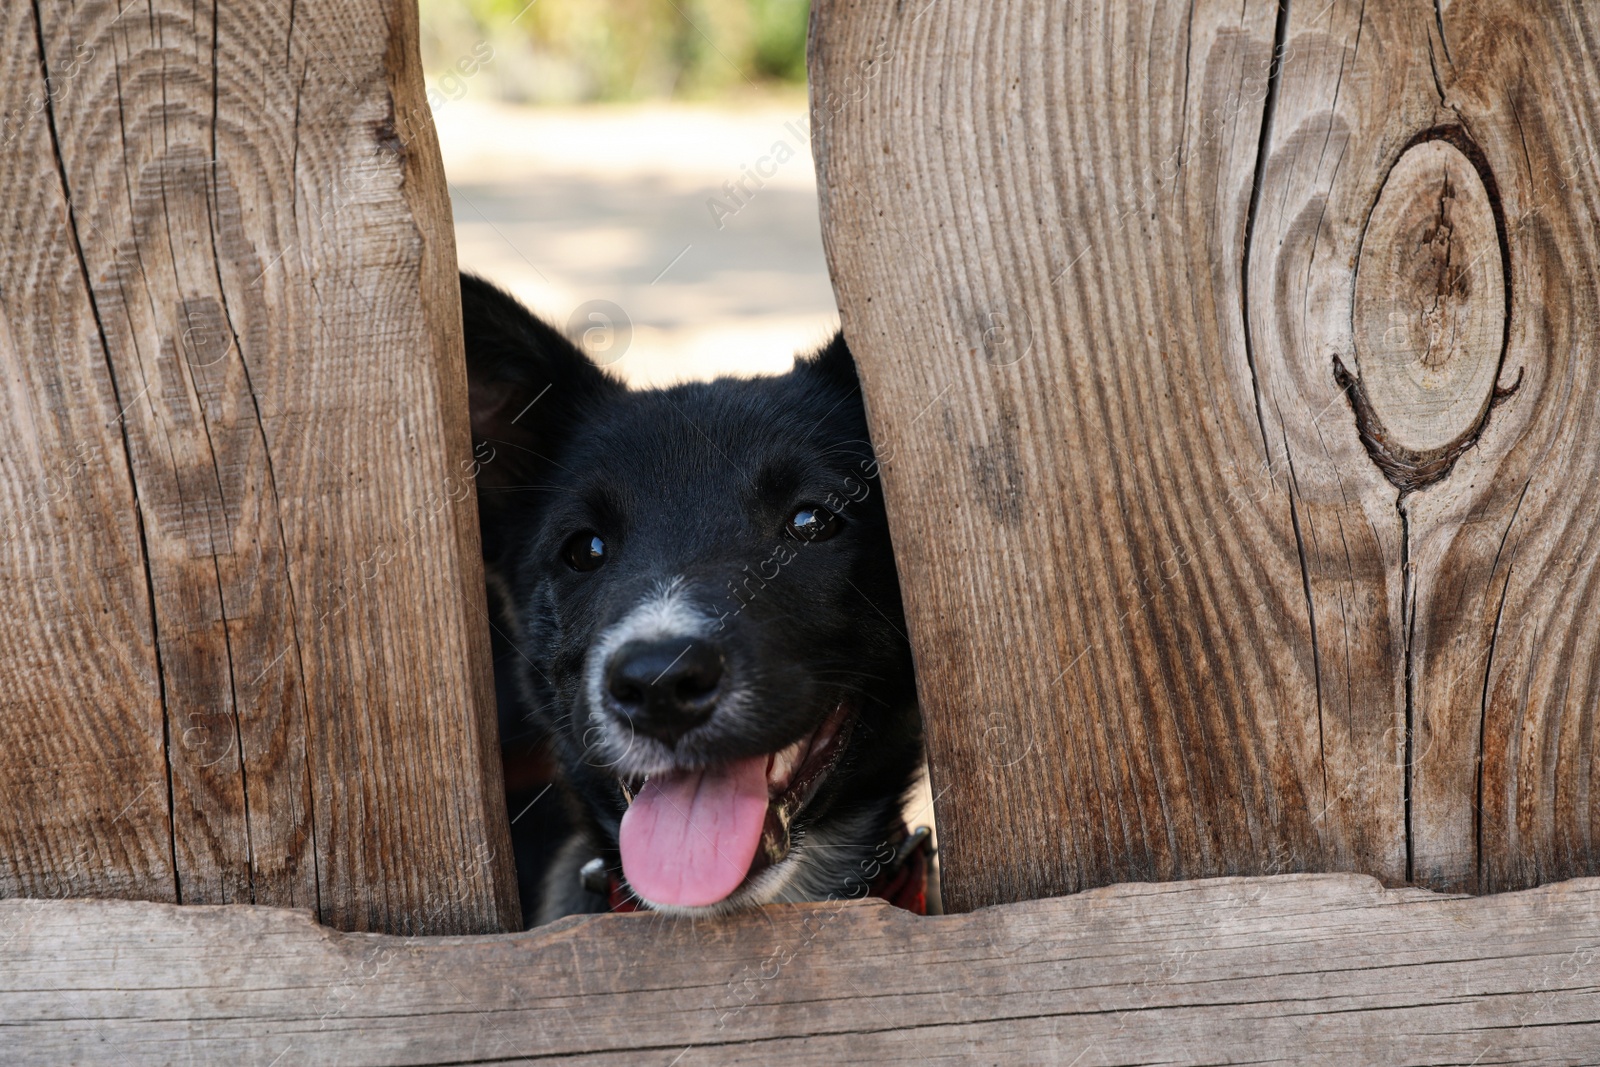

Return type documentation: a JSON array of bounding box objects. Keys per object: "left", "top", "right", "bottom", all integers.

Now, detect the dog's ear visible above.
[
  {"left": 800, "top": 331, "right": 861, "bottom": 394},
  {"left": 460, "top": 273, "right": 621, "bottom": 497}
]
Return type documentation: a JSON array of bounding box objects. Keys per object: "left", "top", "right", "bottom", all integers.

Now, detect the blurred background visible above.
[{"left": 418, "top": 0, "right": 837, "bottom": 386}]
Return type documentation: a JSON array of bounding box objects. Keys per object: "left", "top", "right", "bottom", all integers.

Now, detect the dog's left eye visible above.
[
  {"left": 787, "top": 505, "right": 842, "bottom": 542},
  {"left": 561, "top": 531, "right": 607, "bottom": 572}
]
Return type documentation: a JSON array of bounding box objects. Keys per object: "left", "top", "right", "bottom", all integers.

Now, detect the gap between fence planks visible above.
[
  {"left": 812, "top": 0, "right": 1600, "bottom": 910},
  {"left": 0, "top": 0, "right": 516, "bottom": 933},
  {"left": 4, "top": 874, "right": 1600, "bottom": 1064}
]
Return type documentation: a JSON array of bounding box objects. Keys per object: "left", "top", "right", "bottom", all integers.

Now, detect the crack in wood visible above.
[
  {"left": 1331, "top": 353, "right": 1499, "bottom": 495},
  {"left": 1337, "top": 122, "right": 1524, "bottom": 891},
  {"left": 1400, "top": 498, "right": 1416, "bottom": 882},
  {"left": 27, "top": 0, "right": 183, "bottom": 902},
  {"left": 1433, "top": 0, "right": 1452, "bottom": 66},
  {"left": 1239, "top": 0, "right": 1294, "bottom": 464}
]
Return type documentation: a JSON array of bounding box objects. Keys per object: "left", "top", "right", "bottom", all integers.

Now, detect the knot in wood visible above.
[{"left": 1343, "top": 137, "right": 1507, "bottom": 491}]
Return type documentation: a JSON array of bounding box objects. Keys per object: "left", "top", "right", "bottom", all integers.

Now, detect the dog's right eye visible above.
[{"left": 561, "top": 531, "right": 607, "bottom": 572}]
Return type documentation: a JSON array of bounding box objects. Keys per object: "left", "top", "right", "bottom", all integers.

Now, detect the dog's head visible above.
[{"left": 462, "top": 275, "right": 921, "bottom": 915}]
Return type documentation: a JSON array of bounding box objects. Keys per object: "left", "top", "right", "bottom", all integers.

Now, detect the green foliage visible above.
[
  {"left": 416, "top": 0, "right": 812, "bottom": 102},
  {"left": 748, "top": 0, "right": 810, "bottom": 81}
]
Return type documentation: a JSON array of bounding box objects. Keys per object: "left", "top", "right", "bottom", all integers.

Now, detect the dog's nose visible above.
[{"left": 604, "top": 638, "right": 724, "bottom": 746}]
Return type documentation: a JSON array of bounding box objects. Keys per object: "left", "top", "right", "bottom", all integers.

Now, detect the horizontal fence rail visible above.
[{"left": 4, "top": 875, "right": 1600, "bottom": 1064}]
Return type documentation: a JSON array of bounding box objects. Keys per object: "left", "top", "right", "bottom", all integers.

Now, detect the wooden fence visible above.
[
  {"left": 0, "top": 0, "right": 514, "bottom": 934},
  {"left": 2, "top": 0, "right": 1598, "bottom": 1061}
]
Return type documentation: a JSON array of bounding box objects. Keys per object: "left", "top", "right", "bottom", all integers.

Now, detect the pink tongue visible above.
[{"left": 618, "top": 755, "right": 769, "bottom": 908}]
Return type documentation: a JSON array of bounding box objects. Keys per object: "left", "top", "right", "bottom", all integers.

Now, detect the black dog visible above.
[{"left": 460, "top": 273, "right": 927, "bottom": 923}]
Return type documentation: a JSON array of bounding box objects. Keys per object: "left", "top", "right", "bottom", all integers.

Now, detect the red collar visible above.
[{"left": 607, "top": 825, "right": 932, "bottom": 916}]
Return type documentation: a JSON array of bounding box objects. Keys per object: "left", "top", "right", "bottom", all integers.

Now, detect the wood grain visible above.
[
  {"left": 0, "top": 0, "right": 517, "bottom": 933},
  {"left": 3, "top": 875, "right": 1600, "bottom": 1064},
  {"left": 811, "top": 0, "right": 1600, "bottom": 908}
]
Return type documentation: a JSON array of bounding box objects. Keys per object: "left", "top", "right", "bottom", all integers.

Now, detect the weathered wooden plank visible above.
[
  {"left": 3, "top": 875, "right": 1599, "bottom": 1064},
  {"left": 0, "top": 0, "right": 516, "bottom": 933},
  {"left": 812, "top": 0, "right": 1360, "bottom": 909},
  {"left": 812, "top": 0, "right": 1600, "bottom": 909}
]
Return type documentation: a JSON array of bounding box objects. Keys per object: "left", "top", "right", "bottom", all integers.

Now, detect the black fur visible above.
[{"left": 460, "top": 272, "right": 922, "bottom": 924}]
